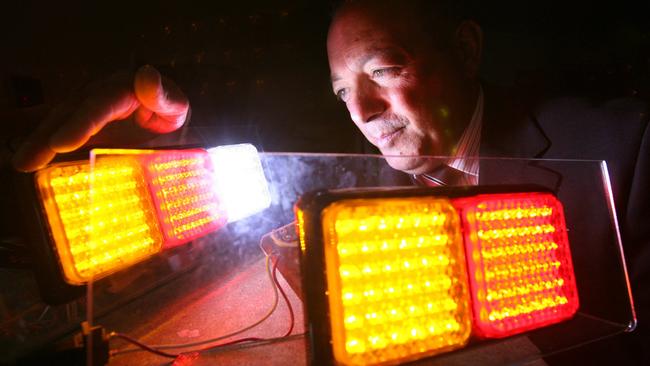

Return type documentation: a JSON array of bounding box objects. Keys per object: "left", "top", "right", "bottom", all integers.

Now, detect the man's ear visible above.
[{"left": 453, "top": 20, "right": 483, "bottom": 78}]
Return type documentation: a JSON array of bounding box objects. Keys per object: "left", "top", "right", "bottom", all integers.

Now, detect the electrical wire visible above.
[
  {"left": 152, "top": 252, "right": 279, "bottom": 350},
  {"left": 272, "top": 255, "right": 295, "bottom": 337},
  {"left": 189, "top": 254, "right": 296, "bottom": 354},
  {"left": 109, "top": 332, "right": 179, "bottom": 359},
  {"left": 111, "top": 250, "right": 295, "bottom": 358}
]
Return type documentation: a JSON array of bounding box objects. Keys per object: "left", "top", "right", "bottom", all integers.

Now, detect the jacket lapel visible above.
[
  {"left": 479, "top": 85, "right": 551, "bottom": 159},
  {"left": 478, "top": 85, "right": 560, "bottom": 189}
]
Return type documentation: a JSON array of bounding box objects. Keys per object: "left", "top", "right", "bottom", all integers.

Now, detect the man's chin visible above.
[{"left": 384, "top": 155, "right": 443, "bottom": 175}]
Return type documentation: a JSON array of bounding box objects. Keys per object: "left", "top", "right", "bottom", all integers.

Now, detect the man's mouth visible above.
[{"left": 376, "top": 127, "right": 405, "bottom": 148}]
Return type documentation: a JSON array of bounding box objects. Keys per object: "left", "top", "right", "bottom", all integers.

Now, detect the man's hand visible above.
[{"left": 11, "top": 65, "right": 189, "bottom": 172}]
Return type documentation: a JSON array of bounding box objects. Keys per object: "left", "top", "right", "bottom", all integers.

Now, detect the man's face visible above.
[{"left": 327, "top": 5, "right": 474, "bottom": 174}]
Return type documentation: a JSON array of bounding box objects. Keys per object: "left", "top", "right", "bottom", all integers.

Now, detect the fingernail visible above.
[{"left": 136, "top": 65, "right": 161, "bottom": 80}]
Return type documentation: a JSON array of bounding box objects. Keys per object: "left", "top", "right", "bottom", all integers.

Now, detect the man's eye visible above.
[
  {"left": 372, "top": 67, "right": 401, "bottom": 78},
  {"left": 335, "top": 89, "right": 348, "bottom": 102}
]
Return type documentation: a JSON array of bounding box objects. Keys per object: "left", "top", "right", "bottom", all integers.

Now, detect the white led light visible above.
[{"left": 208, "top": 144, "right": 272, "bottom": 222}]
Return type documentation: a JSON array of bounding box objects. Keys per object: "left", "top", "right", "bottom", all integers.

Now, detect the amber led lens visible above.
[
  {"left": 454, "top": 192, "right": 579, "bottom": 338},
  {"left": 320, "top": 197, "right": 472, "bottom": 366},
  {"left": 36, "top": 158, "right": 163, "bottom": 284}
]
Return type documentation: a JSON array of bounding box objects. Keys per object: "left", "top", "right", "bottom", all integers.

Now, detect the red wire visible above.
[
  {"left": 113, "top": 254, "right": 296, "bottom": 360},
  {"left": 175, "top": 254, "right": 294, "bottom": 356},
  {"left": 189, "top": 254, "right": 295, "bottom": 355},
  {"left": 271, "top": 255, "right": 295, "bottom": 337}
]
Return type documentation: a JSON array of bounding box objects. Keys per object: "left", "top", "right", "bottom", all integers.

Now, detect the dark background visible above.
[
  {"left": 1, "top": 0, "right": 649, "bottom": 155},
  {"left": 0, "top": 1, "right": 649, "bottom": 362}
]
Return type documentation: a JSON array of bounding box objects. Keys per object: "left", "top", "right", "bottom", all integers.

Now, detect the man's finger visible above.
[
  {"left": 12, "top": 104, "right": 73, "bottom": 172},
  {"left": 11, "top": 67, "right": 187, "bottom": 172},
  {"left": 49, "top": 87, "right": 140, "bottom": 153},
  {"left": 12, "top": 139, "right": 57, "bottom": 173},
  {"left": 133, "top": 65, "right": 189, "bottom": 133}
]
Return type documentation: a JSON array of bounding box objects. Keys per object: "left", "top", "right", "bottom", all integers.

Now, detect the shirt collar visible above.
[{"left": 446, "top": 85, "right": 483, "bottom": 181}]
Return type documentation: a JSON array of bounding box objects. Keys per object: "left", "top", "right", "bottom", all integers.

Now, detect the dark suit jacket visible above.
[
  {"left": 373, "top": 85, "right": 649, "bottom": 364},
  {"left": 479, "top": 86, "right": 650, "bottom": 365}
]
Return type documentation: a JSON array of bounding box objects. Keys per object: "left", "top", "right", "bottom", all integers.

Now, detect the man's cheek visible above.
[
  {"left": 358, "top": 127, "right": 378, "bottom": 147},
  {"left": 395, "top": 86, "right": 434, "bottom": 118}
]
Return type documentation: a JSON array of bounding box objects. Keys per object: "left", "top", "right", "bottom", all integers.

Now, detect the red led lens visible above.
[
  {"left": 454, "top": 192, "right": 579, "bottom": 338},
  {"left": 142, "top": 149, "right": 227, "bottom": 248}
]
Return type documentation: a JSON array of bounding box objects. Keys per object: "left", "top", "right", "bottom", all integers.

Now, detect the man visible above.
[
  {"left": 11, "top": 0, "right": 649, "bottom": 364},
  {"left": 327, "top": 0, "right": 483, "bottom": 185},
  {"left": 327, "top": 1, "right": 649, "bottom": 365}
]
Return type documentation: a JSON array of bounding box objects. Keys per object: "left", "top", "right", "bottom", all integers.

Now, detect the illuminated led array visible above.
[
  {"left": 321, "top": 198, "right": 471, "bottom": 366},
  {"left": 208, "top": 144, "right": 271, "bottom": 222},
  {"left": 142, "top": 150, "right": 227, "bottom": 248},
  {"left": 454, "top": 193, "right": 579, "bottom": 338},
  {"left": 36, "top": 158, "right": 162, "bottom": 284}
]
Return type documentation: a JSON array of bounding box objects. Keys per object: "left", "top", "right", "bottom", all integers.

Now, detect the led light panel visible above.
[
  {"left": 141, "top": 149, "right": 227, "bottom": 248},
  {"left": 36, "top": 158, "right": 163, "bottom": 284},
  {"left": 454, "top": 192, "right": 579, "bottom": 338},
  {"left": 208, "top": 144, "right": 271, "bottom": 222},
  {"left": 319, "top": 197, "right": 472, "bottom": 366}
]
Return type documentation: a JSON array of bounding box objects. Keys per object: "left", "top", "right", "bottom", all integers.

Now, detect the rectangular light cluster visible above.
[
  {"left": 141, "top": 149, "right": 226, "bottom": 248},
  {"left": 322, "top": 198, "right": 471, "bottom": 365},
  {"left": 455, "top": 193, "right": 579, "bottom": 338},
  {"left": 37, "top": 158, "right": 163, "bottom": 284},
  {"left": 35, "top": 145, "right": 270, "bottom": 284},
  {"left": 296, "top": 189, "right": 579, "bottom": 366},
  {"left": 208, "top": 144, "right": 272, "bottom": 223}
]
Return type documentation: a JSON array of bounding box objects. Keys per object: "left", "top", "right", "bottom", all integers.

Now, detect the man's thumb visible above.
[{"left": 133, "top": 65, "right": 189, "bottom": 133}]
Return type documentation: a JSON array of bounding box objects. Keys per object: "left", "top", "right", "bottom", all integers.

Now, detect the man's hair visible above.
[{"left": 331, "top": 0, "right": 474, "bottom": 50}]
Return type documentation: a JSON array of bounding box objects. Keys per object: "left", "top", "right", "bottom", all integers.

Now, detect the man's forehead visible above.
[
  {"left": 327, "top": 4, "right": 431, "bottom": 61},
  {"left": 330, "top": 46, "right": 408, "bottom": 82}
]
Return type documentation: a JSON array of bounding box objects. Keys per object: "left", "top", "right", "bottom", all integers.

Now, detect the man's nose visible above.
[{"left": 347, "top": 78, "right": 387, "bottom": 124}]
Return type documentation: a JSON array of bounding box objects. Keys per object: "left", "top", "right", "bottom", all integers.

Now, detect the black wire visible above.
[
  {"left": 193, "top": 254, "right": 295, "bottom": 354},
  {"left": 193, "top": 336, "right": 265, "bottom": 353},
  {"left": 110, "top": 254, "right": 296, "bottom": 360},
  {"left": 111, "top": 333, "right": 179, "bottom": 359}
]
